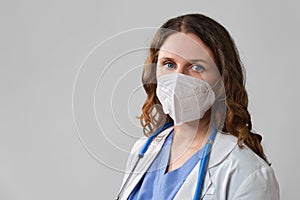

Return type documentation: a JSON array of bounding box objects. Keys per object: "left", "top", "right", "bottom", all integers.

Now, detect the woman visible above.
[{"left": 117, "top": 13, "right": 279, "bottom": 200}]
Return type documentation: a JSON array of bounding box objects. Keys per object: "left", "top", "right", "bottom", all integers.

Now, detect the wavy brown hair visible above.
[{"left": 138, "top": 13, "right": 268, "bottom": 163}]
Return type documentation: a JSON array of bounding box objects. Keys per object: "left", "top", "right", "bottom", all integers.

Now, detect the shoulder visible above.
[
  {"left": 216, "top": 132, "right": 270, "bottom": 170},
  {"left": 210, "top": 132, "right": 280, "bottom": 199},
  {"left": 129, "top": 126, "right": 173, "bottom": 155},
  {"left": 130, "top": 136, "right": 148, "bottom": 154},
  {"left": 124, "top": 136, "right": 148, "bottom": 170},
  {"left": 125, "top": 127, "right": 173, "bottom": 170}
]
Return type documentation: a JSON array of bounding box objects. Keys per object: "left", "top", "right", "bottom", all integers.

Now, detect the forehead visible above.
[{"left": 158, "top": 32, "right": 216, "bottom": 64}]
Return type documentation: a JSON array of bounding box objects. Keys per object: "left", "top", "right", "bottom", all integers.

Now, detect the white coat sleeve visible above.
[{"left": 232, "top": 167, "right": 280, "bottom": 200}]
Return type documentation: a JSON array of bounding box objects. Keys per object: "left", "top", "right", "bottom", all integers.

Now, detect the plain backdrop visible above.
[{"left": 1, "top": 0, "right": 299, "bottom": 199}]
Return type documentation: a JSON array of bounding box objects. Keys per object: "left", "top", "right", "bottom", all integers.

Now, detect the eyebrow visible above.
[
  {"left": 158, "top": 57, "right": 208, "bottom": 64},
  {"left": 158, "top": 57, "right": 175, "bottom": 62},
  {"left": 188, "top": 59, "right": 208, "bottom": 63}
]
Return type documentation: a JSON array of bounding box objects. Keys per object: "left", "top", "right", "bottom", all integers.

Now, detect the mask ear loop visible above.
[{"left": 204, "top": 77, "right": 226, "bottom": 102}]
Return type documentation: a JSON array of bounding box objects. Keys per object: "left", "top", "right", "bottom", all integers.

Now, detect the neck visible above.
[
  {"left": 166, "top": 111, "right": 212, "bottom": 172},
  {"left": 172, "top": 111, "right": 211, "bottom": 151}
]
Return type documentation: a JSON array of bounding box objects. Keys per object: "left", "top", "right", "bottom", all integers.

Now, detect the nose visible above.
[
  {"left": 175, "top": 60, "right": 190, "bottom": 75},
  {"left": 174, "top": 59, "right": 186, "bottom": 74},
  {"left": 175, "top": 66, "right": 185, "bottom": 74}
]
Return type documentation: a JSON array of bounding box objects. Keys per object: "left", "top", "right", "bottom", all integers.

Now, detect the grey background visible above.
[{"left": 1, "top": 0, "right": 299, "bottom": 199}]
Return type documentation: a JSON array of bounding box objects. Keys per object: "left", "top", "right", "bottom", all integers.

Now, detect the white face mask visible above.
[{"left": 156, "top": 73, "right": 215, "bottom": 125}]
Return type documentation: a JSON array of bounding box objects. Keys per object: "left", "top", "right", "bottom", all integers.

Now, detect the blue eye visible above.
[
  {"left": 191, "top": 65, "right": 204, "bottom": 72},
  {"left": 165, "top": 62, "right": 175, "bottom": 69}
]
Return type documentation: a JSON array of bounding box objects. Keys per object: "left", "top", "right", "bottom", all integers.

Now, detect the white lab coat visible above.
[{"left": 118, "top": 126, "right": 280, "bottom": 199}]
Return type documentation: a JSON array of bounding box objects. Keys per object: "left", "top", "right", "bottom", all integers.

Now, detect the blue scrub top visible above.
[{"left": 129, "top": 130, "right": 204, "bottom": 200}]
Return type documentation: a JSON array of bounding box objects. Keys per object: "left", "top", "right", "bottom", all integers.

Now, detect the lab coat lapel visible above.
[
  {"left": 120, "top": 127, "right": 173, "bottom": 200},
  {"left": 207, "top": 132, "right": 237, "bottom": 168},
  {"left": 173, "top": 161, "right": 214, "bottom": 200},
  {"left": 174, "top": 132, "right": 237, "bottom": 199}
]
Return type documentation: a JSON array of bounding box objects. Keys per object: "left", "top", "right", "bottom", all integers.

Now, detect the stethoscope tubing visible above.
[
  {"left": 116, "top": 121, "right": 216, "bottom": 200},
  {"left": 193, "top": 123, "right": 217, "bottom": 200},
  {"left": 115, "top": 121, "right": 174, "bottom": 200}
]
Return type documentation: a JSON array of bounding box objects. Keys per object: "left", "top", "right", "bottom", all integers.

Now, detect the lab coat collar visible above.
[
  {"left": 121, "top": 126, "right": 237, "bottom": 199},
  {"left": 174, "top": 131, "right": 238, "bottom": 199},
  {"left": 120, "top": 126, "right": 173, "bottom": 200},
  {"left": 207, "top": 131, "right": 237, "bottom": 168},
  {"left": 154, "top": 126, "right": 237, "bottom": 169}
]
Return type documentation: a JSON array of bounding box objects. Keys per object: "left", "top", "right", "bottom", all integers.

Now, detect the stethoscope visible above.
[{"left": 116, "top": 120, "right": 217, "bottom": 200}]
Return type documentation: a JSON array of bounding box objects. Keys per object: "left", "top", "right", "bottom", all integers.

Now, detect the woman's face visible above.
[{"left": 156, "top": 32, "right": 220, "bottom": 87}]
